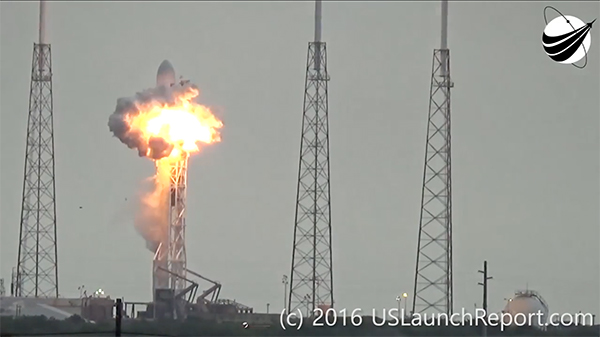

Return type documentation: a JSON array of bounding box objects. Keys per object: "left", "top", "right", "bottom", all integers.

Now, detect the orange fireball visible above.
[{"left": 125, "top": 87, "right": 222, "bottom": 161}]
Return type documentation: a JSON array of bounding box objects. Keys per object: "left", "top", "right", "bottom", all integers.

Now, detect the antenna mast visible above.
[
  {"left": 39, "top": 0, "right": 46, "bottom": 45},
  {"left": 38, "top": 0, "right": 46, "bottom": 71},
  {"left": 314, "top": 0, "right": 322, "bottom": 71},
  {"left": 314, "top": 0, "right": 322, "bottom": 43},
  {"left": 440, "top": 0, "right": 448, "bottom": 77},
  {"left": 440, "top": 0, "right": 448, "bottom": 50}
]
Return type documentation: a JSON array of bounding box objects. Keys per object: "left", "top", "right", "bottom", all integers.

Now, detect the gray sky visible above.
[{"left": 1, "top": 1, "right": 598, "bottom": 317}]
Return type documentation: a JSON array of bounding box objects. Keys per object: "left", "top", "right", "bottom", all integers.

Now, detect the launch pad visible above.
[
  {"left": 130, "top": 266, "right": 253, "bottom": 320},
  {"left": 139, "top": 61, "right": 250, "bottom": 320}
]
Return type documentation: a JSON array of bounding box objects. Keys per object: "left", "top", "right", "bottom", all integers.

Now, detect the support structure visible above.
[
  {"left": 115, "top": 298, "right": 123, "bottom": 337},
  {"left": 478, "top": 261, "right": 493, "bottom": 337},
  {"left": 153, "top": 156, "right": 188, "bottom": 298},
  {"left": 167, "top": 158, "right": 187, "bottom": 292},
  {"left": 288, "top": 0, "right": 333, "bottom": 314},
  {"left": 15, "top": 0, "right": 59, "bottom": 298},
  {"left": 412, "top": 0, "right": 454, "bottom": 315}
]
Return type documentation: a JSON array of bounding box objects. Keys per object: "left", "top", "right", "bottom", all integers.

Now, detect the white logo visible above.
[{"left": 542, "top": 6, "right": 595, "bottom": 69}]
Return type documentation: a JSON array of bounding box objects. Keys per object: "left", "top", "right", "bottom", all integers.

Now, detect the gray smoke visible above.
[
  {"left": 134, "top": 176, "right": 169, "bottom": 252},
  {"left": 107, "top": 81, "right": 200, "bottom": 160}
]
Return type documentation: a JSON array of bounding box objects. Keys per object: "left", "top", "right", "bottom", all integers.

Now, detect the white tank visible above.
[{"left": 502, "top": 290, "right": 549, "bottom": 328}]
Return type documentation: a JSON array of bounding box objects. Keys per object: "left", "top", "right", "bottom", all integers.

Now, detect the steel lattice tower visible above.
[
  {"left": 288, "top": 0, "right": 333, "bottom": 314},
  {"left": 15, "top": 0, "right": 59, "bottom": 298},
  {"left": 152, "top": 156, "right": 188, "bottom": 296},
  {"left": 412, "top": 0, "right": 454, "bottom": 315},
  {"left": 167, "top": 159, "right": 187, "bottom": 292}
]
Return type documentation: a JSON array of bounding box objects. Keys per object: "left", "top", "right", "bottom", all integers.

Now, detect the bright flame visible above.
[{"left": 126, "top": 87, "right": 222, "bottom": 160}]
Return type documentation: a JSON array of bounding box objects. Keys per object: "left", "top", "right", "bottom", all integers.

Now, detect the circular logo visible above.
[{"left": 542, "top": 6, "right": 595, "bottom": 68}]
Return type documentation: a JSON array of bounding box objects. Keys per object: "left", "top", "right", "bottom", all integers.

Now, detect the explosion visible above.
[
  {"left": 109, "top": 82, "right": 222, "bottom": 161},
  {"left": 108, "top": 79, "right": 222, "bottom": 251}
]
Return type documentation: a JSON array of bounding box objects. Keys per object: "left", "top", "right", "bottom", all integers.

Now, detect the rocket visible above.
[{"left": 156, "top": 60, "right": 176, "bottom": 87}]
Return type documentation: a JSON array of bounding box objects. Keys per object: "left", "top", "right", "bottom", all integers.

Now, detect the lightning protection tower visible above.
[
  {"left": 288, "top": 0, "right": 333, "bottom": 314},
  {"left": 15, "top": 0, "right": 59, "bottom": 298},
  {"left": 412, "top": 0, "right": 454, "bottom": 315}
]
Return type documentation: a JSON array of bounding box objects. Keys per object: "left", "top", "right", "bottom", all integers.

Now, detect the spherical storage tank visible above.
[{"left": 502, "top": 290, "right": 549, "bottom": 328}]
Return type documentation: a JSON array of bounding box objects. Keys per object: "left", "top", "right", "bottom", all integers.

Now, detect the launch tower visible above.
[
  {"left": 152, "top": 157, "right": 188, "bottom": 295},
  {"left": 288, "top": 0, "right": 334, "bottom": 314},
  {"left": 412, "top": 0, "right": 454, "bottom": 315},
  {"left": 15, "top": 0, "right": 59, "bottom": 298},
  {"left": 151, "top": 62, "right": 188, "bottom": 301}
]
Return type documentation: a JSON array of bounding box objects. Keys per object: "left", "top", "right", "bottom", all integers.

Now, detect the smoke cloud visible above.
[
  {"left": 134, "top": 173, "right": 169, "bottom": 252},
  {"left": 107, "top": 82, "right": 200, "bottom": 160}
]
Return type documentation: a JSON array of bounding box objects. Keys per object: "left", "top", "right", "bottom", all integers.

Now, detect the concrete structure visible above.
[
  {"left": 0, "top": 297, "right": 77, "bottom": 319},
  {"left": 0, "top": 296, "right": 114, "bottom": 322}
]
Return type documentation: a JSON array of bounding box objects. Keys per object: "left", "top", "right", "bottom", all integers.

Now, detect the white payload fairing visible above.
[{"left": 156, "top": 60, "right": 176, "bottom": 87}]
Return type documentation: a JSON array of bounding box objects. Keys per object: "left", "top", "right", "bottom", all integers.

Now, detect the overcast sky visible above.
[{"left": 1, "top": 1, "right": 598, "bottom": 317}]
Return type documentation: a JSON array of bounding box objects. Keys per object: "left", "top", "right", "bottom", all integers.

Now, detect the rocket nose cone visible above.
[
  {"left": 158, "top": 60, "right": 174, "bottom": 74},
  {"left": 157, "top": 60, "right": 176, "bottom": 87}
]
